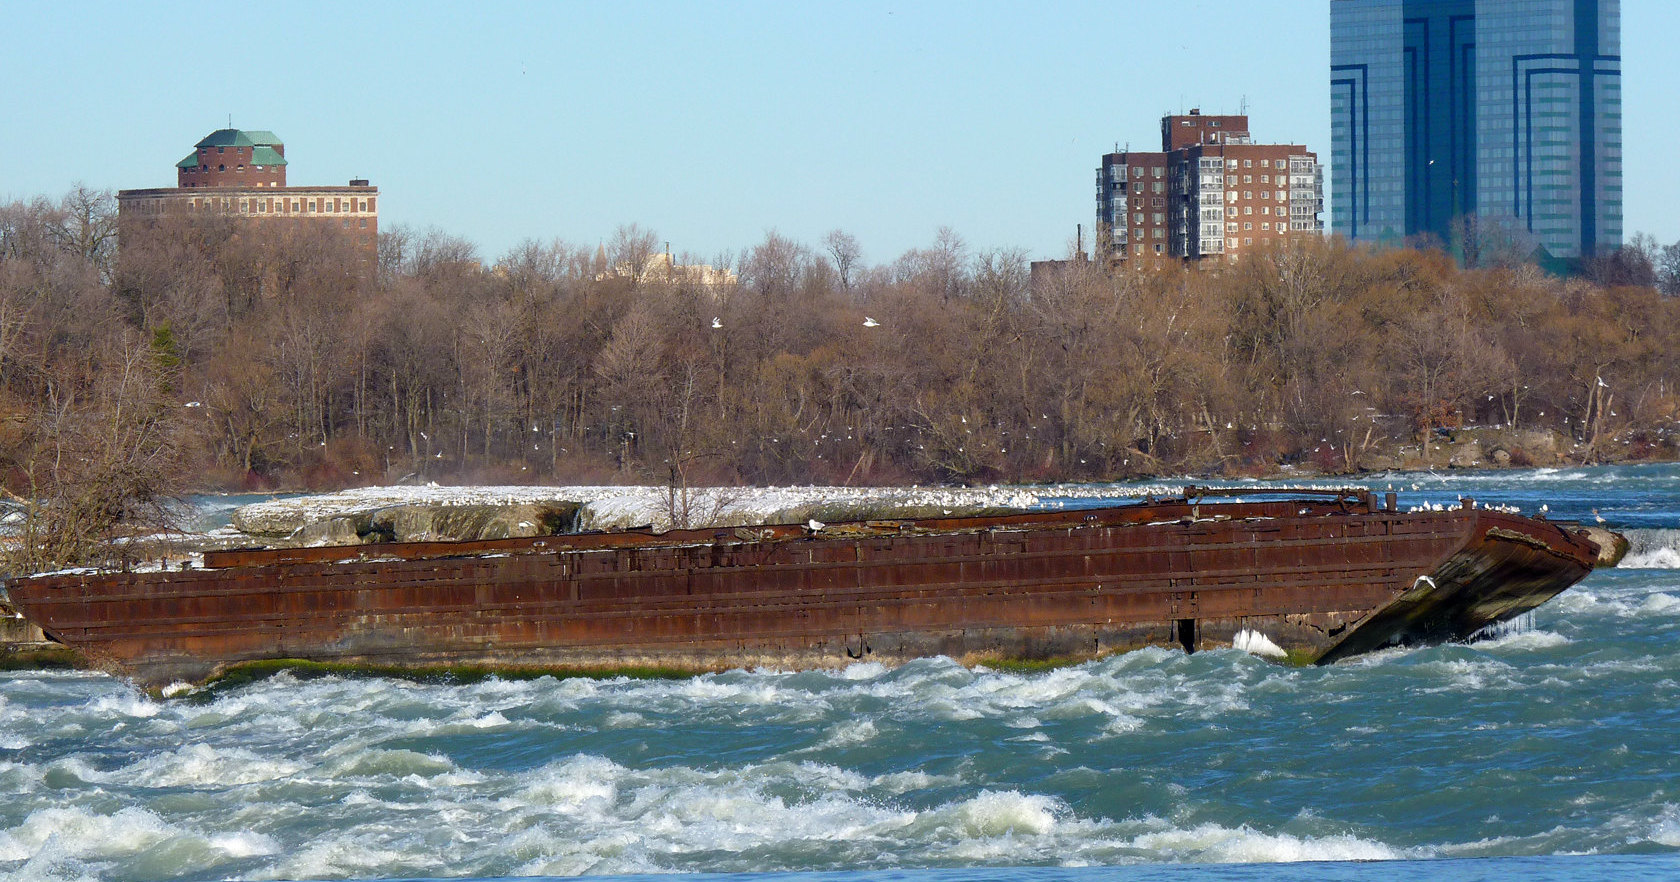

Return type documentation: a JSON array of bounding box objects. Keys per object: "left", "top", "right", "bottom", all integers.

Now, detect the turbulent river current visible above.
[{"left": 5, "top": 466, "right": 1680, "bottom": 881}]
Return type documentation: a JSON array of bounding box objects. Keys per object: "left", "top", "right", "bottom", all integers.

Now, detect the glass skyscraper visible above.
[{"left": 1331, "top": 0, "right": 1621, "bottom": 260}]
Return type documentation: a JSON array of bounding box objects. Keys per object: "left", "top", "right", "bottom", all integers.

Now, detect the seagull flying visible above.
[
  {"left": 711, "top": 317, "right": 722, "bottom": 329},
  {"left": 863, "top": 317, "right": 880, "bottom": 328}
]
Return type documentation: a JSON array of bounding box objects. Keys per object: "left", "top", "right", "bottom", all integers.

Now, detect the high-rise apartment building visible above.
[
  {"left": 1331, "top": 0, "right": 1621, "bottom": 260},
  {"left": 1096, "top": 111, "right": 1324, "bottom": 270}
]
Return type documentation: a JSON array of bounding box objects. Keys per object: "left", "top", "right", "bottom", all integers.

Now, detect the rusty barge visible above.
[{"left": 2, "top": 488, "right": 1602, "bottom": 687}]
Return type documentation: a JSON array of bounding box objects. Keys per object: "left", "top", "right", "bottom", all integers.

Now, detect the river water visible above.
[{"left": 4, "top": 466, "right": 1680, "bottom": 881}]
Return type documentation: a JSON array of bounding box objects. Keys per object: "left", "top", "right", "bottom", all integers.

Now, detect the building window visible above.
[
  {"left": 359, "top": 218, "right": 368, "bottom": 229},
  {"left": 217, "top": 165, "right": 225, "bottom": 172},
  {"left": 217, "top": 146, "right": 224, "bottom": 154},
  {"left": 1227, "top": 159, "right": 1237, "bottom": 169},
  {"left": 1243, "top": 175, "right": 1252, "bottom": 183},
  {"left": 1227, "top": 238, "right": 1238, "bottom": 249},
  {"left": 1135, "top": 212, "right": 1144, "bottom": 223},
  {"left": 1243, "top": 223, "right": 1252, "bottom": 231},
  {"left": 1243, "top": 159, "right": 1252, "bottom": 168},
  {"left": 1154, "top": 243, "right": 1164, "bottom": 254}
]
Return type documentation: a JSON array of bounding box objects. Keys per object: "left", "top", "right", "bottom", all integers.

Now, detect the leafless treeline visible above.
[{"left": 5, "top": 187, "right": 1680, "bottom": 525}]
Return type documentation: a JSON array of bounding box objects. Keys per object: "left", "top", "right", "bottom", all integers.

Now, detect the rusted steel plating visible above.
[{"left": 4, "top": 489, "right": 1601, "bottom": 686}]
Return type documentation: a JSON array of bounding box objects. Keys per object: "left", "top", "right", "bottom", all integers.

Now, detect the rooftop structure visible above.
[
  {"left": 1096, "top": 111, "right": 1324, "bottom": 270},
  {"left": 119, "top": 127, "right": 377, "bottom": 252}
]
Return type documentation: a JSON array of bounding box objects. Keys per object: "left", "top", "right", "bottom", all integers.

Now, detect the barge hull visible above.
[{"left": 4, "top": 493, "right": 1600, "bottom": 686}]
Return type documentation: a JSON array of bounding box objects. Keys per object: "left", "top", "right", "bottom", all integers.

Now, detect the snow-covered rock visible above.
[{"left": 232, "top": 483, "right": 1047, "bottom": 541}]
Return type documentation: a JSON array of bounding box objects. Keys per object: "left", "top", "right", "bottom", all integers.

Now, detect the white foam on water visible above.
[
  {"left": 870, "top": 770, "right": 954, "bottom": 794},
  {"left": 1550, "top": 581, "right": 1680, "bottom": 623},
  {"left": 1041, "top": 696, "right": 1122, "bottom": 721},
  {"left": 38, "top": 757, "right": 102, "bottom": 789},
  {"left": 1100, "top": 713, "right": 1147, "bottom": 735},
  {"left": 1640, "top": 592, "right": 1680, "bottom": 615},
  {"left": 0, "top": 806, "right": 175, "bottom": 863},
  {"left": 251, "top": 838, "right": 421, "bottom": 882},
  {"left": 1413, "top": 657, "right": 1520, "bottom": 693},
  {"left": 1232, "top": 629, "right": 1288, "bottom": 658},
  {"left": 1649, "top": 804, "right": 1680, "bottom": 847},
  {"left": 1126, "top": 821, "right": 1408, "bottom": 863},
  {"left": 467, "top": 710, "right": 512, "bottom": 729},
  {"left": 205, "top": 829, "right": 280, "bottom": 859},
  {"left": 102, "top": 742, "right": 300, "bottom": 789},
  {"left": 1477, "top": 629, "right": 1572, "bottom": 652},
  {"left": 84, "top": 691, "right": 160, "bottom": 719},
  {"left": 1622, "top": 548, "right": 1680, "bottom": 569},
  {"left": 601, "top": 710, "right": 645, "bottom": 728},
  {"left": 1613, "top": 528, "right": 1680, "bottom": 569},
  {"left": 816, "top": 717, "right": 879, "bottom": 749},
  {"left": 323, "top": 747, "right": 458, "bottom": 779},
  {"left": 944, "top": 790, "right": 1061, "bottom": 837},
  {"left": 837, "top": 661, "right": 891, "bottom": 680},
  {"left": 509, "top": 754, "right": 623, "bottom": 812}
]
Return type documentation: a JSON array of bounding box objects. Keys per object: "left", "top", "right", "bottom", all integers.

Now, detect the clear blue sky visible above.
[{"left": 3, "top": 1, "right": 1674, "bottom": 265}]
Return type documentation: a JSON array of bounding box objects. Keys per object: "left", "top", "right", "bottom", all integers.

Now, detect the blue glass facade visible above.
[{"left": 1331, "top": 0, "right": 1621, "bottom": 260}]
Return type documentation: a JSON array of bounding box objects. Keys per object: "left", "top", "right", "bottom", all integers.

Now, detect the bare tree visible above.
[
  {"left": 608, "top": 224, "right": 660, "bottom": 284},
  {"left": 7, "top": 332, "right": 188, "bottom": 573},
  {"left": 823, "top": 229, "right": 862, "bottom": 294}
]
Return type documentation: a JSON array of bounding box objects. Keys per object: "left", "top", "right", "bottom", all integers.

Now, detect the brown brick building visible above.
[
  {"left": 118, "top": 128, "right": 378, "bottom": 251},
  {"left": 1096, "top": 110, "right": 1323, "bottom": 270}
]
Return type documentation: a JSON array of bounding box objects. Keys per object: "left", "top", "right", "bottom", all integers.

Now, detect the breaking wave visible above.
[{"left": 1618, "top": 528, "right": 1680, "bottom": 569}]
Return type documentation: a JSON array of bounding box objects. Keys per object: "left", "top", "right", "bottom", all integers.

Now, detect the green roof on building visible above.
[
  {"left": 177, "top": 152, "right": 201, "bottom": 169},
  {"left": 194, "top": 128, "right": 284, "bottom": 149},
  {"left": 250, "top": 146, "right": 288, "bottom": 166}
]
